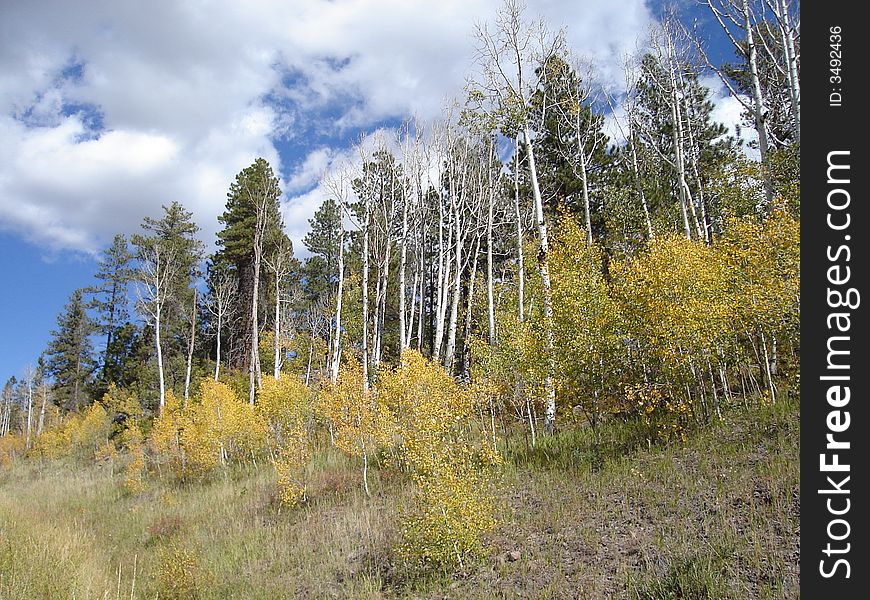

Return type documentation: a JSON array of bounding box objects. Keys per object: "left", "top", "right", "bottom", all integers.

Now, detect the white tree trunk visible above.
[
  {"left": 524, "top": 126, "right": 558, "bottom": 433},
  {"left": 214, "top": 310, "right": 222, "bottom": 382},
  {"left": 273, "top": 268, "right": 282, "bottom": 380},
  {"left": 514, "top": 136, "right": 525, "bottom": 322},
  {"left": 577, "top": 138, "right": 593, "bottom": 246},
  {"left": 665, "top": 33, "right": 695, "bottom": 240},
  {"left": 433, "top": 204, "right": 451, "bottom": 360},
  {"left": 742, "top": 0, "right": 773, "bottom": 204},
  {"left": 25, "top": 368, "right": 33, "bottom": 447},
  {"left": 372, "top": 238, "right": 391, "bottom": 369},
  {"left": 155, "top": 303, "right": 166, "bottom": 412},
  {"left": 443, "top": 230, "right": 462, "bottom": 371},
  {"left": 629, "top": 128, "right": 654, "bottom": 239},
  {"left": 398, "top": 187, "right": 409, "bottom": 352},
  {"left": 330, "top": 202, "right": 345, "bottom": 383},
  {"left": 361, "top": 195, "right": 371, "bottom": 392},
  {"left": 37, "top": 384, "right": 47, "bottom": 435},
  {"left": 249, "top": 241, "right": 262, "bottom": 405},
  {"left": 184, "top": 290, "right": 197, "bottom": 403},
  {"left": 486, "top": 138, "right": 497, "bottom": 345},
  {"left": 407, "top": 251, "right": 420, "bottom": 350},
  {"left": 463, "top": 235, "right": 482, "bottom": 378},
  {"left": 776, "top": 0, "right": 799, "bottom": 143}
]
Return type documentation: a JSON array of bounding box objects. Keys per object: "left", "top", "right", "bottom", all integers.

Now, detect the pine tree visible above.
[
  {"left": 302, "top": 198, "right": 342, "bottom": 300},
  {"left": 529, "top": 54, "right": 611, "bottom": 241},
  {"left": 44, "top": 289, "right": 96, "bottom": 411},
  {"left": 215, "top": 158, "right": 288, "bottom": 402},
  {"left": 87, "top": 233, "right": 133, "bottom": 396},
  {"left": 634, "top": 51, "right": 736, "bottom": 239},
  {"left": 132, "top": 202, "right": 204, "bottom": 413}
]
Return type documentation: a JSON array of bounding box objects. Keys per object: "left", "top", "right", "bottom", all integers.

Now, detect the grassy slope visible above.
[{"left": 0, "top": 397, "right": 799, "bottom": 599}]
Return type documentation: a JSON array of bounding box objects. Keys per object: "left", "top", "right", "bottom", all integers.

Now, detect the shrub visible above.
[
  {"left": 316, "top": 360, "right": 394, "bottom": 495},
  {"left": 0, "top": 433, "right": 26, "bottom": 467},
  {"left": 381, "top": 351, "right": 500, "bottom": 571},
  {"left": 182, "top": 379, "right": 267, "bottom": 474},
  {"left": 257, "top": 376, "right": 311, "bottom": 504}
]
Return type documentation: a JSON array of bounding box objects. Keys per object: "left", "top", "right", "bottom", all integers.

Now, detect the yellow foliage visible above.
[
  {"left": 32, "top": 426, "right": 70, "bottom": 460},
  {"left": 625, "top": 384, "right": 690, "bottom": 444},
  {"left": 317, "top": 360, "right": 394, "bottom": 460},
  {"left": 717, "top": 206, "right": 800, "bottom": 337},
  {"left": 257, "top": 376, "right": 311, "bottom": 504},
  {"left": 0, "top": 433, "right": 26, "bottom": 467},
  {"left": 181, "top": 379, "right": 267, "bottom": 474},
  {"left": 94, "top": 439, "right": 118, "bottom": 462},
  {"left": 70, "top": 402, "right": 111, "bottom": 455},
  {"left": 549, "top": 216, "right": 626, "bottom": 423},
  {"left": 121, "top": 424, "right": 146, "bottom": 494},
  {"left": 256, "top": 376, "right": 310, "bottom": 451},
  {"left": 397, "top": 453, "right": 498, "bottom": 570},
  {"left": 32, "top": 402, "right": 111, "bottom": 460},
  {"left": 157, "top": 543, "right": 205, "bottom": 600},
  {"left": 380, "top": 351, "right": 500, "bottom": 570},
  {"left": 149, "top": 390, "right": 188, "bottom": 476}
]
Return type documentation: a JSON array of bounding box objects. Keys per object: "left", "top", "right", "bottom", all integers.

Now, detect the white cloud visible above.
[
  {"left": 699, "top": 74, "right": 759, "bottom": 159},
  {"left": 285, "top": 148, "right": 337, "bottom": 194},
  {"left": 0, "top": 0, "right": 656, "bottom": 255}
]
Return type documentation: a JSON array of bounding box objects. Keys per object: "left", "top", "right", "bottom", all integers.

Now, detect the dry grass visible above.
[{"left": 0, "top": 396, "right": 799, "bottom": 599}]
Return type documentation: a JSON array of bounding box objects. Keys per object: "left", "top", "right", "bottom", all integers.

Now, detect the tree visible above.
[
  {"left": 216, "top": 158, "right": 286, "bottom": 404},
  {"left": 633, "top": 28, "right": 736, "bottom": 242},
  {"left": 132, "top": 202, "right": 203, "bottom": 413},
  {"left": 263, "top": 236, "right": 297, "bottom": 380},
  {"left": 530, "top": 54, "right": 610, "bottom": 244},
  {"left": 473, "top": 0, "right": 561, "bottom": 432},
  {"left": 317, "top": 359, "right": 391, "bottom": 496},
  {"left": 1, "top": 377, "right": 16, "bottom": 436},
  {"left": 721, "top": 14, "right": 800, "bottom": 149},
  {"left": 321, "top": 164, "right": 353, "bottom": 383},
  {"left": 204, "top": 260, "right": 239, "bottom": 381},
  {"left": 696, "top": 0, "right": 798, "bottom": 203},
  {"left": 302, "top": 198, "right": 342, "bottom": 300},
  {"left": 87, "top": 233, "right": 133, "bottom": 396},
  {"left": 44, "top": 289, "right": 96, "bottom": 411}
]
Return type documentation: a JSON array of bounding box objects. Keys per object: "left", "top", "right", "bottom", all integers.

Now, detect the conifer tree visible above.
[
  {"left": 302, "top": 198, "right": 342, "bottom": 300},
  {"left": 132, "top": 202, "right": 203, "bottom": 413},
  {"left": 215, "top": 158, "right": 288, "bottom": 402},
  {"left": 87, "top": 233, "right": 133, "bottom": 396},
  {"left": 44, "top": 289, "right": 96, "bottom": 411}
]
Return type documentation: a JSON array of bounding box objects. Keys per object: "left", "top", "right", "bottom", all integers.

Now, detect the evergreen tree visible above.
[
  {"left": 634, "top": 53, "right": 737, "bottom": 238},
  {"left": 102, "top": 322, "right": 147, "bottom": 391},
  {"left": 215, "top": 158, "right": 288, "bottom": 376},
  {"left": 44, "top": 289, "right": 96, "bottom": 411},
  {"left": 302, "top": 198, "right": 342, "bottom": 300},
  {"left": 528, "top": 54, "right": 611, "bottom": 238},
  {"left": 87, "top": 233, "right": 133, "bottom": 396},
  {"left": 132, "top": 201, "right": 204, "bottom": 412}
]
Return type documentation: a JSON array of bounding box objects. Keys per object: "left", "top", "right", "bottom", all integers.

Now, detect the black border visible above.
[{"left": 801, "top": 2, "right": 868, "bottom": 596}]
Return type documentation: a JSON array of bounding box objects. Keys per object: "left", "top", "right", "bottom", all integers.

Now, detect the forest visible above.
[{"left": 1, "top": 1, "right": 800, "bottom": 597}]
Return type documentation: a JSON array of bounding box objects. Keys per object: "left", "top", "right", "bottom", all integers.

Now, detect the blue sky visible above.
[{"left": 0, "top": 0, "right": 741, "bottom": 383}]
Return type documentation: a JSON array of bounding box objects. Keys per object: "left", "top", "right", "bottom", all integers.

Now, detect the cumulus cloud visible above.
[{"left": 0, "top": 0, "right": 655, "bottom": 256}]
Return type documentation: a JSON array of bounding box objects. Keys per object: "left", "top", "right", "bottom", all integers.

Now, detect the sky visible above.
[{"left": 0, "top": 0, "right": 743, "bottom": 383}]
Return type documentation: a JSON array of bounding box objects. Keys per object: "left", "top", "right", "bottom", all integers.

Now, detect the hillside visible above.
[{"left": 0, "top": 395, "right": 799, "bottom": 599}]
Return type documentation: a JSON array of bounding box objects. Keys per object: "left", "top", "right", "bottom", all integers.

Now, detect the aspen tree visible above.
[{"left": 474, "top": 0, "right": 560, "bottom": 431}]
